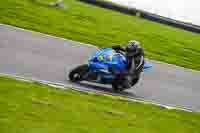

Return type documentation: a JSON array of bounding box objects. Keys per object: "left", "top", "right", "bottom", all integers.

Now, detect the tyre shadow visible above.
[{"left": 72, "top": 81, "right": 140, "bottom": 99}]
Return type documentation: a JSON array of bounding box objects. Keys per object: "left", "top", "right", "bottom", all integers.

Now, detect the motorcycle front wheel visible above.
[{"left": 68, "top": 64, "right": 88, "bottom": 82}]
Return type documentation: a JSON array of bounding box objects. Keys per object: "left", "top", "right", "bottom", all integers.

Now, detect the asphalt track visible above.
[{"left": 0, "top": 24, "right": 200, "bottom": 111}]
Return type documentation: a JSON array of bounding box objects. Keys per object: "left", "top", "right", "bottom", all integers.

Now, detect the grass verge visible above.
[
  {"left": 0, "top": 0, "right": 200, "bottom": 70},
  {"left": 0, "top": 75, "right": 200, "bottom": 133}
]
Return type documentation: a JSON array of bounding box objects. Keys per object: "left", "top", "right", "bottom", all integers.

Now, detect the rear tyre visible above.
[
  {"left": 69, "top": 64, "right": 88, "bottom": 82},
  {"left": 112, "top": 79, "right": 127, "bottom": 92},
  {"left": 131, "top": 77, "right": 140, "bottom": 86},
  {"left": 112, "top": 75, "right": 140, "bottom": 91},
  {"left": 112, "top": 82, "right": 124, "bottom": 92}
]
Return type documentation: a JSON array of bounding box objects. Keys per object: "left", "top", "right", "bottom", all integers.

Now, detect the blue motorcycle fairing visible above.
[
  {"left": 88, "top": 48, "right": 127, "bottom": 73},
  {"left": 143, "top": 60, "right": 153, "bottom": 72},
  {"left": 87, "top": 47, "right": 152, "bottom": 84}
]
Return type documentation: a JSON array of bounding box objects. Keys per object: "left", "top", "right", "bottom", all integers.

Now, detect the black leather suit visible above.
[{"left": 111, "top": 45, "right": 144, "bottom": 88}]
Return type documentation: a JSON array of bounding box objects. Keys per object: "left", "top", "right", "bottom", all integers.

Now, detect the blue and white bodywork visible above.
[
  {"left": 88, "top": 48, "right": 152, "bottom": 83},
  {"left": 69, "top": 47, "right": 152, "bottom": 90}
]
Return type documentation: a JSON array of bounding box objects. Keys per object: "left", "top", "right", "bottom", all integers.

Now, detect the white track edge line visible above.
[
  {"left": 0, "top": 73, "right": 194, "bottom": 112},
  {"left": 0, "top": 23, "right": 199, "bottom": 73},
  {"left": 0, "top": 23, "right": 97, "bottom": 49},
  {"left": 0, "top": 23, "right": 197, "bottom": 112}
]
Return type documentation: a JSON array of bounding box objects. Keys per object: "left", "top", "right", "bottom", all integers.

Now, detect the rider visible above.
[{"left": 111, "top": 40, "right": 144, "bottom": 88}]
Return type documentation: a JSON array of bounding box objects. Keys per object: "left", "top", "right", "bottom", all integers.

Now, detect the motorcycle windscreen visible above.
[
  {"left": 88, "top": 48, "right": 127, "bottom": 72},
  {"left": 89, "top": 48, "right": 113, "bottom": 62}
]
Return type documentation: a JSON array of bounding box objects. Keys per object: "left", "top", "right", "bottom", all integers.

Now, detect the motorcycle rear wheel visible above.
[
  {"left": 112, "top": 82, "right": 124, "bottom": 92},
  {"left": 112, "top": 76, "right": 140, "bottom": 91}
]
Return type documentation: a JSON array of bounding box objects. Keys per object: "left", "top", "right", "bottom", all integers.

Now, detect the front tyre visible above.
[{"left": 69, "top": 64, "right": 88, "bottom": 82}]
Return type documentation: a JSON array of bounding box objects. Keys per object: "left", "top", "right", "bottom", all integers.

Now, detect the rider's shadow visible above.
[{"left": 73, "top": 81, "right": 140, "bottom": 99}]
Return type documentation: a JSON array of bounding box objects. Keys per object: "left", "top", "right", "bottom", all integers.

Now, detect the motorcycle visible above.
[{"left": 69, "top": 47, "right": 152, "bottom": 91}]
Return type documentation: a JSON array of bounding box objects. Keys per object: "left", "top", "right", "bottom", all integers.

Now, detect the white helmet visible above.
[
  {"left": 128, "top": 40, "right": 140, "bottom": 47},
  {"left": 126, "top": 40, "right": 140, "bottom": 56}
]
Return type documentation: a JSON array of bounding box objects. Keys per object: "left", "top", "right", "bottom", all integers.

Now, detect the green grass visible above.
[
  {"left": 0, "top": 0, "right": 200, "bottom": 70},
  {"left": 0, "top": 75, "right": 200, "bottom": 133}
]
